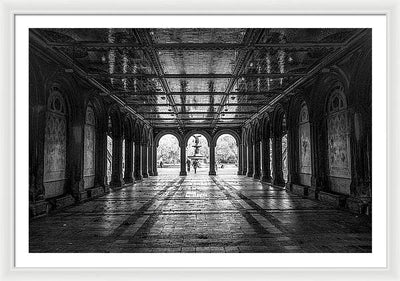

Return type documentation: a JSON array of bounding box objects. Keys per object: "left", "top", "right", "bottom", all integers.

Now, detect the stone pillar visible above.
[
  {"left": 141, "top": 143, "right": 149, "bottom": 178},
  {"left": 97, "top": 128, "right": 108, "bottom": 191},
  {"left": 237, "top": 143, "right": 243, "bottom": 175},
  {"left": 242, "top": 143, "right": 247, "bottom": 175},
  {"left": 134, "top": 141, "right": 142, "bottom": 181},
  {"left": 253, "top": 141, "right": 261, "bottom": 179},
  {"left": 286, "top": 127, "right": 295, "bottom": 190},
  {"left": 209, "top": 144, "right": 216, "bottom": 175},
  {"left": 309, "top": 120, "right": 321, "bottom": 196},
  {"left": 180, "top": 144, "right": 187, "bottom": 176},
  {"left": 272, "top": 135, "right": 285, "bottom": 186},
  {"left": 261, "top": 138, "right": 272, "bottom": 182},
  {"left": 246, "top": 142, "right": 254, "bottom": 177},
  {"left": 147, "top": 144, "right": 154, "bottom": 176},
  {"left": 123, "top": 138, "right": 134, "bottom": 184},
  {"left": 153, "top": 145, "right": 158, "bottom": 176},
  {"left": 110, "top": 136, "right": 124, "bottom": 188}
]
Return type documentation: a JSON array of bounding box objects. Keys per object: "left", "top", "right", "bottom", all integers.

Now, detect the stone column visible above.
[
  {"left": 253, "top": 141, "right": 261, "bottom": 179},
  {"left": 110, "top": 136, "right": 124, "bottom": 188},
  {"left": 134, "top": 141, "right": 142, "bottom": 181},
  {"left": 179, "top": 144, "right": 187, "bottom": 176},
  {"left": 246, "top": 142, "right": 254, "bottom": 177},
  {"left": 141, "top": 143, "right": 149, "bottom": 178},
  {"left": 242, "top": 143, "right": 247, "bottom": 175},
  {"left": 237, "top": 143, "right": 243, "bottom": 175},
  {"left": 286, "top": 127, "right": 295, "bottom": 190},
  {"left": 123, "top": 138, "right": 134, "bottom": 184},
  {"left": 261, "top": 138, "right": 272, "bottom": 182},
  {"left": 147, "top": 144, "right": 154, "bottom": 176},
  {"left": 209, "top": 144, "right": 216, "bottom": 175},
  {"left": 153, "top": 145, "right": 158, "bottom": 176},
  {"left": 272, "top": 135, "right": 285, "bottom": 186}
]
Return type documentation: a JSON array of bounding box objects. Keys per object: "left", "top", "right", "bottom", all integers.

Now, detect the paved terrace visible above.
[{"left": 29, "top": 169, "right": 371, "bottom": 253}]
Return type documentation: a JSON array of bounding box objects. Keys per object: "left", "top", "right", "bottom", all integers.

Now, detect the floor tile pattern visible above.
[{"left": 29, "top": 172, "right": 372, "bottom": 253}]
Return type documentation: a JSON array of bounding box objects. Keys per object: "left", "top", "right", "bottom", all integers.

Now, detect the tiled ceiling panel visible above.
[
  {"left": 167, "top": 78, "right": 230, "bottom": 92},
  {"left": 32, "top": 27, "right": 363, "bottom": 129},
  {"left": 150, "top": 28, "right": 246, "bottom": 44},
  {"left": 159, "top": 50, "right": 237, "bottom": 74}
]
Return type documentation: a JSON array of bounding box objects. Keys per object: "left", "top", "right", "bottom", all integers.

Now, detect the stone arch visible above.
[
  {"left": 325, "top": 82, "right": 352, "bottom": 195},
  {"left": 184, "top": 130, "right": 212, "bottom": 147},
  {"left": 154, "top": 130, "right": 183, "bottom": 147},
  {"left": 107, "top": 104, "right": 122, "bottom": 138},
  {"left": 133, "top": 122, "right": 142, "bottom": 143},
  {"left": 141, "top": 125, "right": 150, "bottom": 144},
  {"left": 211, "top": 129, "right": 240, "bottom": 147},
  {"left": 42, "top": 84, "right": 70, "bottom": 199},
  {"left": 123, "top": 115, "right": 135, "bottom": 140},
  {"left": 272, "top": 103, "right": 287, "bottom": 137},
  {"left": 271, "top": 103, "right": 288, "bottom": 186},
  {"left": 261, "top": 113, "right": 271, "bottom": 140}
]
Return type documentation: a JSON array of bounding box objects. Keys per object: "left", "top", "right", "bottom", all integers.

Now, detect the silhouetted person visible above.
[
  {"left": 193, "top": 160, "right": 198, "bottom": 174},
  {"left": 159, "top": 160, "right": 163, "bottom": 168},
  {"left": 186, "top": 159, "right": 191, "bottom": 172}
]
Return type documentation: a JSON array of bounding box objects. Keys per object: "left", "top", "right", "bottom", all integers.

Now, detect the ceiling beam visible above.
[
  {"left": 128, "top": 103, "right": 265, "bottom": 107},
  {"left": 49, "top": 41, "right": 345, "bottom": 50},
  {"left": 117, "top": 91, "right": 281, "bottom": 96},
  {"left": 87, "top": 73, "right": 305, "bottom": 79},
  {"left": 29, "top": 30, "right": 151, "bottom": 126},
  {"left": 146, "top": 117, "right": 249, "bottom": 120},
  {"left": 211, "top": 29, "right": 265, "bottom": 130},
  {"left": 134, "top": 30, "right": 185, "bottom": 132},
  {"left": 139, "top": 111, "right": 256, "bottom": 115},
  {"left": 244, "top": 29, "right": 371, "bottom": 126}
]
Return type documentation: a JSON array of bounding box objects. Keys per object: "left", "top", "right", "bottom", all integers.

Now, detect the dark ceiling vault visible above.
[{"left": 30, "top": 28, "right": 367, "bottom": 131}]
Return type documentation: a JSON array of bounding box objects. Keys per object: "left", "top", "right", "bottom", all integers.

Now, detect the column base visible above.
[
  {"left": 148, "top": 172, "right": 154, "bottom": 176},
  {"left": 261, "top": 175, "right": 272, "bottom": 182},
  {"left": 109, "top": 179, "right": 124, "bottom": 190},
  {"left": 246, "top": 171, "right": 254, "bottom": 177},
  {"left": 253, "top": 173, "right": 261, "bottom": 180},
  {"left": 142, "top": 173, "right": 149, "bottom": 178},
  {"left": 78, "top": 190, "right": 89, "bottom": 202},
  {"left": 153, "top": 171, "right": 158, "bottom": 176},
  {"left": 242, "top": 170, "right": 247, "bottom": 176},
  {"left": 87, "top": 186, "right": 105, "bottom": 199},
  {"left": 180, "top": 171, "right": 187, "bottom": 176},
  {"left": 134, "top": 175, "right": 143, "bottom": 181},
  {"left": 123, "top": 177, "right": 134, "bottom": 184},
  {"left": 209, "top": 171, "right": 216, "bottom": 176},
  {"left": 237, "top": 171, "right": 243, "bottom": 175},
  {"left": 29, "top": 200, "right": 49, "bottom": 218}
]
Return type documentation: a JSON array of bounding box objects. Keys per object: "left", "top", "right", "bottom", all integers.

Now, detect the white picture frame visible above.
[{"left": 1, "top": 0, "right": 399, "bottom": 280}]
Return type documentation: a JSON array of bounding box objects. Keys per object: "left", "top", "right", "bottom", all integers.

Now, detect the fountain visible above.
[{"left": 188, "top": 135, "right": 206, "bottom": 161}]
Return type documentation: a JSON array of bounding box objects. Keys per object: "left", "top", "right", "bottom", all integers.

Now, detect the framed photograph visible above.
[{"left": 1, "top": 0, "right": 399, "bottom": 280}]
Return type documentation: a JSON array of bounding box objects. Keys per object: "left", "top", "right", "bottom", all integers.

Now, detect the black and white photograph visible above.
[{"left": 27, "top": 26, "right": 374, "bottom": 255}]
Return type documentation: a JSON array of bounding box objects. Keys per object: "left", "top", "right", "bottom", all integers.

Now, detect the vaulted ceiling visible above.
[{"left": 30, "top": 28, "right": 365, "bottom": 131}]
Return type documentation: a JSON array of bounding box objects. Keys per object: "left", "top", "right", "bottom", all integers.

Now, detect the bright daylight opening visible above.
[
  {"left": 215, "top": 134, "right": 238, "bottom": 175},
  {"left": 157, "top": 134, "right": 180, "bottom": 175}
]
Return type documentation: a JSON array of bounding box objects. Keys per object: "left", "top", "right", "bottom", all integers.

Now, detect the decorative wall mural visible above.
[
  {"left": 327, "top": 91, "right": 351, "bottom": 179},
  {"left": 298, "top": 103, "right": 311, "bottom": 174},
  {"left": 43, "top": 113, "right": 67, "bottom": 182},
  {"left": 84, "top": 106, "right": 96, "bottom": 189},
  {"left": 299, "top": 123, "right": 311, "bottom": 174},
  {"left": 107, "top": 135, "right": 113, "bottom": 184},
  {"left": 43, "top": 91, "right": 67, "bottom": 198}
]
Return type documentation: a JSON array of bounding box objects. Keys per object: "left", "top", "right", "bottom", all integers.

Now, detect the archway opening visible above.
[
  {"left": 281, "top": 115, "right": 288, "bottom": 183},
  {"left": 106, "top": 134, "right": 112, "bottom": 185},
  {"left": 186, "top": 134, "right": 209, "bottom": 174},
  {"left": 157, "top": 134, "right": 180, "bottom": 175},
  {"left": 215, "top": 134, "right": 238, "bottom": 175}
]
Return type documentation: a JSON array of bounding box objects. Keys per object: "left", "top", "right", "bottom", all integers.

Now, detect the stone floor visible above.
[{"left": 29, "top": 171, "right": 372, "bottom": 253}]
